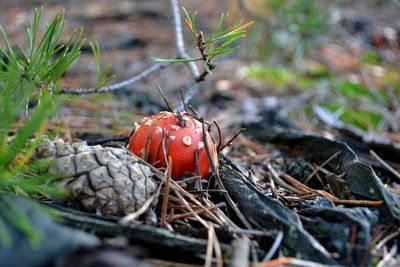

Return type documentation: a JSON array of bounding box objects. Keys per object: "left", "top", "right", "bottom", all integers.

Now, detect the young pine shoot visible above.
[{"left": 152, "top": 7, "right": 254, "bottom": 77}]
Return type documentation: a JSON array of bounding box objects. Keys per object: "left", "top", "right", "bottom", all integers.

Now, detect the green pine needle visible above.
[
  {"left": 0, "top": 8, "right": 88, "bottom": 249},
  {"left": 152, "top": 6, "right": 253, "bottom": 73},
  {"left": 90, "top": 41, "right": 115, "bottom": 88}
]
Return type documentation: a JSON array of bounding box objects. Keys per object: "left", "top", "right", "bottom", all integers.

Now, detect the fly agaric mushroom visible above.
[{"left": 128, "top": 111, "right": 218, "bottom": 180}]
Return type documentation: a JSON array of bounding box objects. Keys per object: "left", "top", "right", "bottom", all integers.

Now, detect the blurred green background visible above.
[{"left": 236, "top": 0, "right": 400, "bottom": 135}]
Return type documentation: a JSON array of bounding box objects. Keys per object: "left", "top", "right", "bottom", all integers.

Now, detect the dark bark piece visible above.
[
  {"left": 219, "top": 156, "right": 338, "bottom": 265},
  {"left": 58, "top": 246, "right": 153, "bottom": 267},
  {"left": 244, "top": 112, "right": 400, "bottom": 221},
  {"left": 45, "top": 203, "right": 231, "bottom": 264},
  {"left": 0, "top": 195, "right": 99, "bottom": 267},
  {"left": 300, "top": 207, "right": 378, "bottom": 266}
]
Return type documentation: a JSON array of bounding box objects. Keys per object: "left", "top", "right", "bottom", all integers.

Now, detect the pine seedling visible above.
[
  {"left": 0, "top": 8, "right": 86, "bottom": 247},
  {"left": 90, "top": 41, "right": 115, "bottom": 88},
  {"left": 152, "top": 7, "right": 253, "bottom": 77}
]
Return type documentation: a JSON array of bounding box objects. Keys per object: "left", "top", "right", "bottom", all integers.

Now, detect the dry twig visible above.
[
  {"left": 253, "top": 257, "right": 330, "bottom": 267},
  {"left": 61, "top": 62, "right": 170, "bottom": 94},
  {"left": 170, "top": 0, "right": 200, "bottom": 80},
  {"left": 303, "top": 151, "right": 341, "bottom": 185},
  {"left": 161, "top": 157, "right": 172, "bottom": 228},
  {"left": 230, "top": 237, "right": 250, "bottom": 267},
  {"left": 119, "top": 184, "right": 161, "bottom": 224},
  {"left": 201, "top": 119, "right": 253, "bottom": 229},
  {"left": 262, "top": 231, "right": 284, "bottom": 262},
  {"left": 174, "top": 189, "right": 209, "bottom": 228},
  {"left": 129, "top": 148, "right": 226, "bottom": 226},
  {"left": 375, "top": 229, "right": 400, "bottom": 251},
  {"left": 213, "top": 226, "right": 223, "bottom": 267},
  {"left": 171, "top": 203, "right": 225, "bottom": 220},
  {"left": 370, "top": 150, "right": 400, "bottom": 181},
  {"left": 205, "top": 224, "right": 215, "bottom": 267},
  {"left": 60, "top": 0, "right": 204, "bottom": 97},
  {"left": 280, "top": 172, "right": 383, "bottom": 207}
]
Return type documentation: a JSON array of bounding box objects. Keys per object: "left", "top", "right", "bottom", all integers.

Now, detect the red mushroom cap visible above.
[{"left": 128, "top": 111, "right": 218, "bottom": 180}]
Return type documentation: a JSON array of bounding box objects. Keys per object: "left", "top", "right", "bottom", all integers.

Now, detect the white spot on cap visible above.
[
  {"left": 144, "top": 119, "right": 153, "bottom": 126},
  {"left": 160, "top": 111, "right": 169, "bottom": 119},
  {"left": 182, "top": 135, "right": 192, "bottom": 146},
  {"left": 170, "top": 135, "right": 176, "bottom": 140},
  {"left": 156, "top": 126, "right": 163, "bottom": 134},
  {"left": 195, "top": 128, "right": 201, "bottom": 134},
  {"left": 198, "top": 141, "right": 204, "bottom": 150},
  {"left": 171, "top": 125, "right": 180, "bottom": 131}
]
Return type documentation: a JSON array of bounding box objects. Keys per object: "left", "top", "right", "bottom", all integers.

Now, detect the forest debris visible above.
[
  {"left": 219, "top": 155, "right": 338, "bottom": 265},
  {"left": 300, "top": 207, "right": 377, "bottom": 266},
  {"left": 370, "top": 150, "right": 400, "bottom": 182},
  {"left": 58, "top": 246, "right": 154, "bottom": 267},
  {"left": 280, "top": 172, "right": 383, "bottom": 207},
  {"left": 205, "top": 225, "right": 215, "bottom": 267},
  {"left": 171, "top": 203, "right": 225, "bottom": 221},
  {"left": 243, "top": 110, "right": 400, "bottom": 220},
  {"left": 303, "top": 151, "right": 340, "bottom": 185},
  {"left": 35, "top": 138, "right": 157, "bottom": 216},
  {"left": 47, "top": 202, "right": 232, "bottom": 264},
  {"left": 229, "top": 237, "right": 250, "bottom": 267},
  {"left": 253, "top": 256, "right": 330, "bottom": 267},
  {"left": 160, "top": 157, "right": 172, "bottom": 228},
  {"left": 0, "top": 195, "right": 99, "bottom": 267},
  {"left": 262, "top": 231, "right": 284, "bottom": 261},
  {"left": 374, "top": 229, "right": 400, "bottom": 251}
]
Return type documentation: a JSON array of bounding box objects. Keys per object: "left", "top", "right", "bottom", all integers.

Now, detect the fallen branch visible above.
[
  {"left": 370, "top": 150, "right": 400, "bottom": 181},
  {"left": 59, "top": 0, "right": 199, "bottom": 96},
  {"left": 253, "top": 257, "right": 330, "bottom": 267},
  {"left": 170, "top": 0, "right": 200, "bottom": 80},
  {"left": 280, "top": 172, "right": 383, "bottom": 207},
  {"left": 60, "top": 62, "right": 170, "bottom": 94}
]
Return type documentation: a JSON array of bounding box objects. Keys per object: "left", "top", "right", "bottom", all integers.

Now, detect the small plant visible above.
[
  {"left": 153, "top": 7, "right": 253, "bottom": 79},
  {"left": 90, "top": 41, "right": 115, "bottom": 87},
  {"left": 0, "top": 8, "right": 85, "bottom": 247},
  {"left": 0, "top": 8, "right": 83, "bottom": 194}
]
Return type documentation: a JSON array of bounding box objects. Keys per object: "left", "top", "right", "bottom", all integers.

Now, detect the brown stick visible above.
[
  {"left": 160, "top": 157, "right": 172, "bottom": 228},
  {"left": 61, "top": 62, "right": 170, "bottom": 94},
  {"left": 303, "top": 151, "right": 341, "bottom": 185},
  {"left": 131, "top": 149, "right": 225, "bottom": 226},
  {"left": 218, "top": 128, "right": 246, "bottom": 152},
  {"left": 370, "top": 150, "right": 400, "bottom": 181},
  {"left": 205, "top": 223, "right": 214, "bottom": 267},
  {"left": 201, "top": 119, "right": 253, "bottom": 229},
  {"left": 280, "top": 172, "right": 383, "bottom": 207},
  {"left": 171, "top": 203, "right": 225, "bottom": 220},
  {"left": 213, "top": 225, "right": 223, "bottom": 267},
  {"left": 253, "top": 257, "right": 329, "bottom": 267}
]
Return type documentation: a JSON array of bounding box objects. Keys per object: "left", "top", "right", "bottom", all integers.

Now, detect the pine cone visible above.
[{"left": 36, "top": 138, "right": 157, "bottom": 216}]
